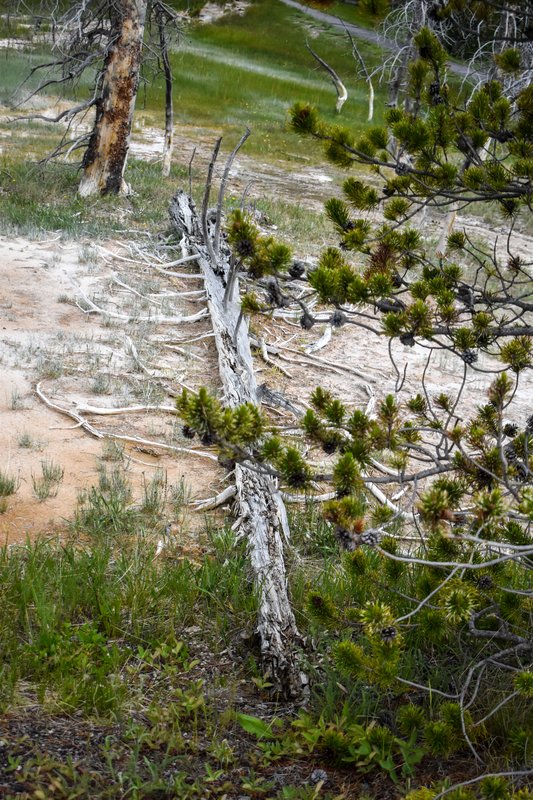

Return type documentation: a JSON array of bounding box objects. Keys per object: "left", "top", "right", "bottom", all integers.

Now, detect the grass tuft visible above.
[{"left": 31, "top": 458, "right": 64, "bottom": 500}]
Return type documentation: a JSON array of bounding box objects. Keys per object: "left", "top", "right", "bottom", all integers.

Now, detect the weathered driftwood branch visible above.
[
  {"left": 192, "top": 484, "right": 237, "bottom": 511},
  {"left": 304, "top": 324, "right": 332, "bottom": 354},
  {"left": 170, "top": 188, "right": 304, "bottom": 697},
  {"left": 74, "top": 284, "right": 208, "bottom": 324},
  {"left": 214, "top": 128, "right": 251, "bottom": 255}
]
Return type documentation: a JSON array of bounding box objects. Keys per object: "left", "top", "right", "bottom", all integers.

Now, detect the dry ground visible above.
[{"left": 0, "top": 114, "right": 532, "bottom": 544}]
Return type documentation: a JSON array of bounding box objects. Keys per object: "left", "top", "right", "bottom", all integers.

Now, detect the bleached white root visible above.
[
  {"left": 256, "top": 337, "right": 292, "bottom": 378},
  {"left": 304, "top": 324, "right": 332, "bottom": 354},
  {"left": 125, "top": 335, "right": 155, "bottom": 377},
  {"left": 72, "top": 402, "right": 178, "bottom": 415},
  {"left": 272, "top": 344, "right": 376, "bottom": 382},
  {"left": 162, "top": 344, "right": 207, "bottom": 362},
  {"left": 35, "top": 382, "right": 218, "bottom": 462},
  {"left": 74, "top": 284, "right": 209, "bottom": 324}
]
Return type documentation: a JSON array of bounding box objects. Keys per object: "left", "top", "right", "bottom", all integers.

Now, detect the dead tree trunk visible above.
[
  {"left": 169, "top": 189, "right": 304, "bottom": 698},
  {"left": 155, "top": 2, "right": 174, "bottom": 178},
  {"left": 78, "top": 0, "right": 147, "bottom": 197}
]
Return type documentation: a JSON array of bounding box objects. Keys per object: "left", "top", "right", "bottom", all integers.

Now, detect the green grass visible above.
[
  {"left": 0, "top": 468, "right": 531, "bottom": 796},
  {"left": 0, "top": 470, "right": 18, "bottom": 497},
  {"left": 0, "top": 157, "right": 190, "bottom": 238},
  {"left": 31, "top": 458, "right": 64, "bottom": 501},
  {"left": 0, "top": 46, "right": 95, "bottom": 107},
  {"left": 293, "top": 0, "right": 389, "bottom": 27},
  {"left": 0, "top": 0, "right": 387, "bottom": 238},
  {"left": 147, "top": 0, "right": 386, "bottom": 158}
]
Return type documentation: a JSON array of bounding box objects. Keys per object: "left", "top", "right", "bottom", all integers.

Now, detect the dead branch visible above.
[{"left": 306, "top": 41, "right": 348, "bottom": 113}]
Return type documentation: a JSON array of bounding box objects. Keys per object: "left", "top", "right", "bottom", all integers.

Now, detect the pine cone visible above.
[
  {"left": 236, "top": 238, "right": 254, "bottom": 258},
  {"left": 391, "top": 271, "right": 403, "bottom": 288},
  {"left": 461, "top": 349, "right": 478, "bottom": 365},
  {"left": 456, "top": 285, "right": 474, "bottom": 309},
  {"left": 504, "top": 443, "right": 518, "bottom": 463},
  {"left": 289, "top": 260, "right": 306, "bottom": 279},
  {"left": 266, "top": 278, "right": 285, "bottom": 308},
  {"left": 335, "top": 526, "right": 357, "bottom": 551},
  {"left": 300, "top": 313, "right": 315, "bottom": 330},
  {"left": 322, "top": 437, "right": 338, "bottom": 455},
  {"left": 400, "top": 332, "right": 415, "bottom": 347},
  {"left": 380, "top": 626, "right": 398, "bottom": 643},
  {"left": 330, "top": 310, "right": 347, "bottom": 328},
  {"left": 361, "top": 529, "right": 380, "bottom": 547},
  {"left": 515, "top": 462, "right": 529, "bottom": 482},
  {"left": 503, "top": 423, "right": 518, "bottom": 437}
]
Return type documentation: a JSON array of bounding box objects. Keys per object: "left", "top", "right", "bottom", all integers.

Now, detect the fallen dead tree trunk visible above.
[{"left": 169, "top": 189, "right": 304, "bottom": 697}]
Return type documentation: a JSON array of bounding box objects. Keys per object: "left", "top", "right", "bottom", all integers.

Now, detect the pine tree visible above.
[{"left": 176, "top": 7, "right": 533, "bottom": 776}]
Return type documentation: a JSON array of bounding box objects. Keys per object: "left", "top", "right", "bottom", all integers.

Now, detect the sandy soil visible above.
[{"left": 0, "top": 234, "right": 224, "bottom": 545}]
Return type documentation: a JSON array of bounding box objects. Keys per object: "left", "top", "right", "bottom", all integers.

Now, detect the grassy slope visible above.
[
  {"left": 149, "top": 0, "right": 385, "bottom": 156},
  {"left": 0, "top": 0, "right": 384, "bottom": 238}
]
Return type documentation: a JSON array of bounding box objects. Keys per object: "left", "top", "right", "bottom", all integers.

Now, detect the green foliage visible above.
[
  {"left": 290, "top": 102, "right": 321, "bottom": 135},
  {"left": 423, "top": 721, "right": 457, "bottom": 757},
  {"left": 495, "top": 48, "right": 522, "bottom": 74},
  {"left": 228, "top": 209, "right": 292, "bottom": 278},
  {"left": 176, "top": 387, "right": 264, "bottom": 448}
]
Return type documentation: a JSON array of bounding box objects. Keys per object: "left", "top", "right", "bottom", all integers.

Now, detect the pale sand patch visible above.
[{"left": 0, "top": 235, "right": 222, "bottom": 544}]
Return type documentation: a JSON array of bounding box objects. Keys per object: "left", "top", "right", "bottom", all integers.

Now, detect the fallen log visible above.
[{"left": 169, "top": 189, "right": 304, "bottom": 697}]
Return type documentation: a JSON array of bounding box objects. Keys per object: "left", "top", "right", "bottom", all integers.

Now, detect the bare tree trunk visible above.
[
  {"left": 169, "top": 189, "right": 305, "bottom": 698},
  {"left": 78, "top": 0, "right": 147, "bottom": 197},
  {"left": 156, "top": 2, "right": 174, "bottom": 178}
]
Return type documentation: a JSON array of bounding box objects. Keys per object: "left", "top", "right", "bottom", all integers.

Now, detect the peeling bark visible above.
[
  {"left": 169, "top": 190, "right": 305, "bottom": 698},
  {"left": 79, "top": 0, "right": 147, "bottom": 197}
]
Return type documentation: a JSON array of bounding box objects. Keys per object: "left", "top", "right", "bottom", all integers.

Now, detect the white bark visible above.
[
  {"left": 306, "top": 42, "right": 348, "bottom": 113},
  {"left": 170, "top": 190, "right": 304, "bottom": 697}
]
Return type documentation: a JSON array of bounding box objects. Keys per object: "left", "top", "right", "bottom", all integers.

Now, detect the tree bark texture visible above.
[
  {"left": 169, "top": 190, "right": 304, "bottom": 697},
  {"left": 79, "top": 0, "right": 147, "bottom": 197}
]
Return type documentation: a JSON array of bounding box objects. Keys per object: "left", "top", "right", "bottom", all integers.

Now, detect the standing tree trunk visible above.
[
  {"left": 78, "top": 0, "right": 147, "bottom": 197},
  {"left": 170, "top": 189, "right": 305, "bottom": 698},
  {"left": 155, "top": 2, "right": 174, "bottom": 178}
]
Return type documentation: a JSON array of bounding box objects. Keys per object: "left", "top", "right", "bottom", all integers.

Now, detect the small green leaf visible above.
[{"left": 236, "top": 713, "right": 277, "bottom": 739}]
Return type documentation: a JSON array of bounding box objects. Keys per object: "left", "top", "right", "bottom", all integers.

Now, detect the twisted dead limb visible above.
[
  {"left": 306, "top": 42, "right": 348, "bottom": 113},
  {"left": 170, "top": 187, "right": 305, "bottom": 698}
]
